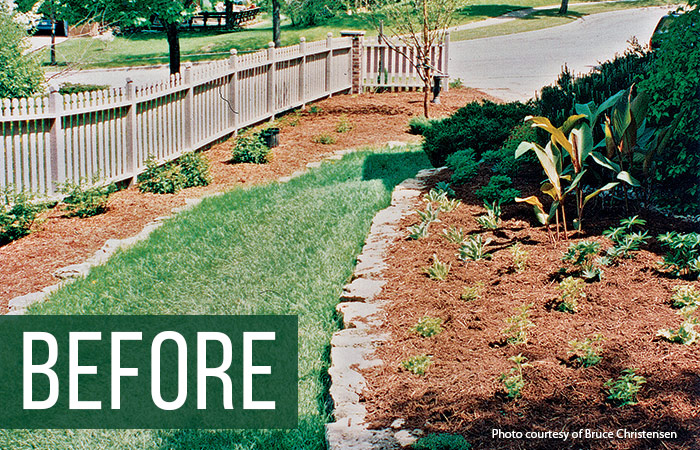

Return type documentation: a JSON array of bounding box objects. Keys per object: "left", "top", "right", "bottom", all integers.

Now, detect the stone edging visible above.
[
  {"left": 6, "top": 144, "right": 410, "bottom": 314},
  {"left": 326, "top": 167, "right": 446, "bottom": 450}
]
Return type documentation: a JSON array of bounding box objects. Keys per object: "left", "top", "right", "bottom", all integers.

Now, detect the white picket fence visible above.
[
  {"left": 363, "top": 33, "right": 449, "bottom": 90},
  {"left": 0, "top": 33, "right": 447, "bottom": 196}
]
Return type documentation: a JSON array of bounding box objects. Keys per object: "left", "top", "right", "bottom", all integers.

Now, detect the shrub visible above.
[
  {"left": 231, "top": 134, "right": 271, "bottom": 164},
  {"left": 448, "top": 78, "right": 464, "bottom": 89},
  {"left": 138, "top": 156, "right": 186, "bottom": 194},
  {"left": 568, "top": 334, "right": 604, "bottom": 367},
  {"left": 0, "top": 190, "right": 44, "bottom": 245},
  {"left": 657, "top": 232, "right": 700, "bottom": 278},
  {"left": 0, "top": 11, "right": 43, "bottom": 98},
  {"left": 605, "top": 369, "right": 646, "bottom": 407},
  {"left": 482, "top": 122, "right": 538, "bottom": 176},
  {"left": 178, "top": 151, "right": 211, "bottom": 188},
  {"left": 475, "top": 175, "right": 520, "bottom": 204},
  {"left": 445, "top": 149, "right": 479, "bottom": 185},
  {"left": 413, "top": 433, "right": 471, "bottom": 450},
  {"left": 58, "top": 82, "right": 110, "bottom": 95},
  {"left": 557, "top": 276, "right": 586, "bottom": 313},
  {"left": 401, "top": 354, "right": 432, "bottom": 376},
  {"left": 59, "top": 180, "right": 117, "bottom": 217},
  {"left": 422, "top": 100, "right": 535, "bottom": 167},
  {"left": 335, "top": 114, "right": 353, "bottom": 133},
  {"left": 408, "top": 116, "right": 436, "bottom": 135},
  {"left": 423, "top": 255, "right": 450, "bottom": 281},
  {"left": 312, "top": 133, "right": 337, "bottom": 145},
  {"left": 410, "top": 317, "right": 444, "bottom": 337}
]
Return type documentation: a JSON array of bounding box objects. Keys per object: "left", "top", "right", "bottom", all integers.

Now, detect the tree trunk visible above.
[
  {"left": 165, "top": 22, "right": 181, "bottom": 75},
  {"left": 559, "top": 0, "right": 569, "bottom": 15},
  {"left": 272, "top": 0, "right": 281, "bottom": 47},
  {"left": 225, "top": 0, "right": 234, "bottom": 30}
]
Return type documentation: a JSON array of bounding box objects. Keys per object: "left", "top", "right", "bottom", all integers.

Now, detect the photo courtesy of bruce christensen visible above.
[
  {"left": 493, "top": 428, "right": 679, "bottom": 442},
  {"left": 0, "top": 315, "right": 298, "bottom": 429}
]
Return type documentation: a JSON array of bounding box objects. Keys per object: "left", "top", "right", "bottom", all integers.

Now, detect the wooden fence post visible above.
[
  {"left": 299, "top": 37, "right": 306, "bottom": 107},
  {"left": 229, "top": 49, "right": 239, "bottom": 133},
  {"left": 183, "top": 63, "right": 194, "bottom": 151},
  {"left": 48, "top": 85, "right": 65, "bottom": 194},
  {"left": 325, "top": 32, "right": 333, "bottom": 95},
  {"left": 443, "top": 31, "right": 451, "bottom": 93},
  {"left": 267, "top": 42, "right": 276, "bottom": 119},
  {"left": 124, "top": 78, "right": 138, "bottom": 185}
]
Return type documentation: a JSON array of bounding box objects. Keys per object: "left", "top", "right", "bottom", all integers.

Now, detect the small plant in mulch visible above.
[
  {"left": 602, "top": 216, "right": 648, "bottom": 262},
  {"left": 562, "top": 240, "right": 604, "bottom": 281},
  {"left": 178, "top": 151, "right": 212, "bottom": 188},
  {"left": 438, "top": 197, "right": 460, "bottom": 213},
  {"left": 231, "top": 133, "right": 271, "bottom": 164},
  {"left": 424, "top": 188, "right": 447, "bottom": 204},
  {"left": 423, "top": 255, "right": 450, "bottom": 281},
  {"left": 671, "top": 285, "right": 700, "bottom": 309},
  {"left": 568, "top": 334, "right": 605, "bottom": 367},
  {"left": 412, "top": 432, "right": 471, "bottom": 450},
  {"left": 335, "top": 114, "right": 353, "bottom": 133},
  {"left": 509, "top": 243, "right": 529, "bottom": 273},
  {"left": 476, "top": 201, "right": 501, "bottom": 230},
  {"left": 308, "top": 105, "right": 323, "bottom": 114},
  {"left": 416, "top": 203, "right": 440, "bottom": 224},
  {"left": 502, "top": 303, "right": 534, "bottom": 345},
  {"left": 460, "top": 282, "right": 483, "bottom": 302},
  {"left": 433, "top": 181, "right": 455, "bottom": 198},
  {"left": 657, "top": 231, "right": 700, "bottom": 278},
  {"left": 410, "top": 316, "right": 444, "bottom": 338},
  {"left": 0, "top": 189, "right": 45, "bottom": 245},
  {"left": 58, "top": 179, "right": 117, "bottom": 218},
  {"left": 401, "top": 354, "right": 432, "bottom": 376},
  {"left": 657, "top": 305, "right": 699, "bottom": 345},
  {"left": 312, "top": 133, "right": 337, "bottom": 145},
  {"left": 442, "top": 225, "right": 465, "bottom": 244},
  {"left": 556, "top": 276, "right": 586, "bottom": 313},
  {"left": 499, "top": 353, "right": 530, "bottom": 399},
  {"left": 458, "top": 235, "right": 492, "bottom": 262},
  {"left": 408, "top": 222, "right": 430, "bottom": 240},
  {"left": 605, "top": 369, "right": 646, "bottom": 407}
]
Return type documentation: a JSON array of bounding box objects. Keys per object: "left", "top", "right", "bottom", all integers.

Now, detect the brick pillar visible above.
[{"left": 340, "top": 30, "right": 365, "bottom": 95}]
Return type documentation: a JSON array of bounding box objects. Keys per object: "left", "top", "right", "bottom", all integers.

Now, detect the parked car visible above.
[
  {"left": 650, "top": 12, "right": 681, "bottom": 49},
  {"left": 33, "top": 18, "right": 68, "bottom": 37}
]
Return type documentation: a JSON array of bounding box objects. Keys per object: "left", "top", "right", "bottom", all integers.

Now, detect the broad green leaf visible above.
[
  {"left": 591, "top": 152, "right": 621, "bottom": 173},
  {"left": 515, "top": 141, "right": 539, "bottom": 159},
  {"left": 561, "top": 114, "right": 588, "bottom": 136},
  {"left": 616, "top": 171, "right": 640, "bottom": 187},
  {"left": 583, "top": 182, "right": 619, "bottom": 207},
  {"left": 595, "top": 89, "right": 626, "bottom": 121},
  {"left": 564, "top": 169, "right": 587, "bottom": 195}
]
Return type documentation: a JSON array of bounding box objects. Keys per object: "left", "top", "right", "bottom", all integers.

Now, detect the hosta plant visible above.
[
  {"left": 568, "top": 334, "right": 604, "bottom": 367},
  {"left": 459, "top": 235, "right": 492, "bottom": 262},
  {"left": 557, "top": 276, "right": 586, "bottom": 313},
  {"left": 476, "top": 201, "right": 501, "bottom": 230},
  {"left": 408, "top": 222, "right": 430, "bottom": 240},
  {"left": 401, "top": 354, "right": 432, "bottom": 376},
  {"left": 424, "top": 188, "right": 447, "bottom": 204},
  {"left": 671, "top": 285, "right": 700, "bottom": 309},
  {"left": 605, "top": 369, "right": 646, "bottom": 407},
  {"left": 439, "top": 197, "right": 461, "bottom": 212},
  {"left": 442, "top": 225, "right": 466, "bottom": 244},
  {"left": 410, "top": 317, "right": 444, "bottom": 338},
  {"left": 424, "top": 255, "right": 450, "bottom": 281},
  {"left": 433, "top": 181, "right": 456, "bottom": 198},
  {"left": 416, "top": 203, "right": 440, "bottom": 223},
  {"left": 499, "top": 354, "right": 530, "bottom": 399}
]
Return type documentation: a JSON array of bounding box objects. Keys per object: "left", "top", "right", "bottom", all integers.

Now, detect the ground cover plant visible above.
[{"left": 0, "top": 146, "right": 429, "bottom": 450}]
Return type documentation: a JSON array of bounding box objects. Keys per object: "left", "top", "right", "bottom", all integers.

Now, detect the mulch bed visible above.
[
  {"left": 0, "top": 88, "right": 497, "bottom": 312},
  {"left": 362, "top": 168, "right": 700, "bottom": 450}
]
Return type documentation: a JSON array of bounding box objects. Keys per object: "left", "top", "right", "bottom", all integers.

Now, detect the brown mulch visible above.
[
  {"left": 0, "top": 88, "right": 497, "bottom": 313},
  {"left": 362, "top": 168, "right": 700, "bottom": 450}
]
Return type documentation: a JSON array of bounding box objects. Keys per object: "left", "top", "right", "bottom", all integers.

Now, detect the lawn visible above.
[
  {"left": 40, "top": 0, "right": 632, "bottom": 69},
  {"left": 0, "top": 145, "right": 430, "bottom": 450}
]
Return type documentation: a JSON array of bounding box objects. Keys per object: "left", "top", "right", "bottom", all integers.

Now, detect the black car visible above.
[{"left": 33, "top": 18, "right": 68, "bottom": 37}]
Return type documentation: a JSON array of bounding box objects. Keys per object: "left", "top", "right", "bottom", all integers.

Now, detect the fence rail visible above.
[{"left": 0, "top": 33, "right": 447, "bottom": 196}]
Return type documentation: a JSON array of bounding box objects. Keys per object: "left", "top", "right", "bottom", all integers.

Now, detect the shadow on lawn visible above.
[{"left": 361, "top": 150, "right": 431, "bottom": 191}]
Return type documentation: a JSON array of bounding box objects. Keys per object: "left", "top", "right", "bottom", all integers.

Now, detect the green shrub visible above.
[
  {"left": 58, "top": 82, "right": 110, "bottom": 95},
  {"left": 0, "top": 12, "right": 43, "bottom": 98},
  {"left": 605, "top": 369, "right": 646, "bottom": 407},
  {"left": 413, "top": 433, "right": 471, "bottom": 450},
  {"left": 445, "top": 149, "right": 479, "bottom": 185},
  {"left": 422, "top": 101, "right": 535, "bottom": 167},
  {"left": 557, "top": 276, "right": 585, "bottom": 313},
  {"left": 499, "top": 354, "right": 530, "bottom": 399},
  {"left": 458, "top": 235, "right": 492, "bottom": 262},
  {"left": 312, "top": 133, "right": 336, "bottom": 145},
  {"left": 474, "top": 175, "right": 520, "bottom": 204},
  {"left": 657, "top": 232, "right": 700, "bottom": 278},
  {"left": 568, "top": 334, "right": 604, "bottom": 367},
  {"left": 448, "top": 78, "right": 464, "bottom": 89},
  {"left": 460, "top": 282, "right": 483, "bottom": 302},
  {"left": 138, "top": 156, "right": 186, "bottom": 194},
  {"left": 401, "top": 354, "right": 432, "bottom": 376},
  {"left": 335, "top": 114, "right": 353, "bottom": 133},
  {"left": 59, "top": 180, "right": 117, "bottom": 217},
  {"left": 482, "top": 122, "right": 538, "bottom": 176},
  {"left": 231, "top": 134, "right": 271, "bottom": 164},
  {"left": 178, "top": 151, "right": 211, "bottom": 188},
  {"left": 423, "top": 255, "right": 450, "bottom": 281},
  {"left": 409, "top": 116, "right": 436, "bottom": 135},
  {"left": 0, "top": 190, "right": 44, "bottom": 245}
]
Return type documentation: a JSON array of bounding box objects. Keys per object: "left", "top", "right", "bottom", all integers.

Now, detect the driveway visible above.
[{"left": 448, "top": 6, "right": 673, "bottom": 101}]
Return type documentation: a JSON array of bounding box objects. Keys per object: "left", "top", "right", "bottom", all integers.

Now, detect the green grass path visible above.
[{"left": 0, "top": 146, "right": 429, "bottom": 450}]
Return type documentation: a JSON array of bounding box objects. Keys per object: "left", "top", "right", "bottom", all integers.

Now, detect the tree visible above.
[
  {"left": 0, "top": 1, "right": 43, "bottom": 98},
  {"left": 559, "top": 0, "right": 568, "bottom": 15},
  {"left": 368, "top": 0, "right": 457, "bottom": 117},
  {"left": 272, "top": 0, "right": 280, "bottom": 47}
]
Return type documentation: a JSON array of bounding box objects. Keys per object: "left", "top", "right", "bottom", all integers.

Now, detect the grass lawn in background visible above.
[
  {"left": 0, "top": 145, "right": 429, "bottom": 450},
  {"left": 40, "top": 0, "right": 654, "bottom": 69}
]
